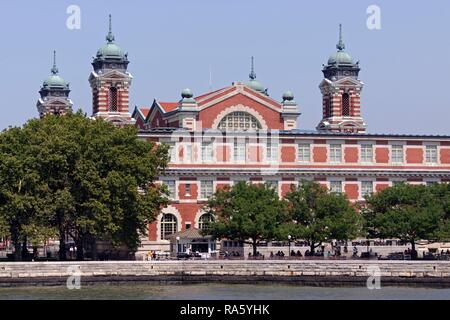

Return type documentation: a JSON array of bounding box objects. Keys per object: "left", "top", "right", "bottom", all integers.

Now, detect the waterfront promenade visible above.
[{"left": 1, "top": 260, "right": 450, "bottom": 287}]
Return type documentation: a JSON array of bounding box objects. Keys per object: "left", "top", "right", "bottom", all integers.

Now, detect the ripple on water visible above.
[{"left": 0, "top": 284, "right": 450, "bottom": 300}]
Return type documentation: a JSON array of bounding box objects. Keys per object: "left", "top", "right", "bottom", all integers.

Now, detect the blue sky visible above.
[{"left": 1, "top": 0, "right": 449, "bottom": 134}]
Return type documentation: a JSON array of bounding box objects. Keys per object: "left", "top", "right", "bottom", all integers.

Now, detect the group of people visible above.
[
  {"left": 223, "top": 251, "right": 241, "bottom": 257},
  {"left": 268, "top": 250, "right": 304, "bottom": 258},
  {"left": 146, "top": 250, "right": 157, "bottom": 260}
]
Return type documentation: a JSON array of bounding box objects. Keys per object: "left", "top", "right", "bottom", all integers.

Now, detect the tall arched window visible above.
[
  {"left": 198, "top": 213, "right": 215, "bottom": 231},
  {"left": 161, "top": 213, "right": 177, "bottom": 240},
  {"left": 109, "top": 87, "right": 118, "bottom": 112},
  {"left": 217, "top": 112, "right": 262, "bottom": 131},
  {"left": 326, "top": 98, "right": 332, "bottom": 118},
  {"left": 342, "top": 93, "right": 350, "bottom": 116}
]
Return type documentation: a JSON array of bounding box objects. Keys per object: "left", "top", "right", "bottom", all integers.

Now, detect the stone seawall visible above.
[{"left": 1, "top": 260, "right": 450, "bottom": 287}]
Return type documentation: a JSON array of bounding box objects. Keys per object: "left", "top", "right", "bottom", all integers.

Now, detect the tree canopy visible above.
[
  {"left": 0, "top": 111, "right": 169, "bottom": 260},
  {"left": 280, "top": 181, "right": 362, "bottom": 254},
  {"left": 363, "top": 183, "right": 447, "bottom": 259},
  {"left": 204, "top": 182, "right": 287, "bottom": 256}
]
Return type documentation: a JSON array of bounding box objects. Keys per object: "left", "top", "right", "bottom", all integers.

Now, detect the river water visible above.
[{"left": 0, "top": 283, "right": 449, "bottom": 300}]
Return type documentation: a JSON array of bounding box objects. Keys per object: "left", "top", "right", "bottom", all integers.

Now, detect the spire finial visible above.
[
  {"left": 51, "top": 50, "right": 58, "bottom": 75},
  {"left": 337, "top": 24, "right": 345, "bottom": 51},
  {"left": 106, "top": 14, "right": 115, "bottom": 43},
  {"left": 249, "top": 56, "right": 256, "bottom": 80}
]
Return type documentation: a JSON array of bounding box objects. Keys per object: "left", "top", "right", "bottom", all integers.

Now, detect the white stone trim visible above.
[
  {"left": 156, "top": 205, "right": 182, "bottom": 242},
  {"left": 199, "top": 84, "right": 281, "bottom": 113},
  {"left": 194, "top": 208, "right": 209, "bottom": 229}
]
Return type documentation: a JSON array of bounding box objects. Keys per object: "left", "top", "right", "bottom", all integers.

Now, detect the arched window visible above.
[
  {"left": 217, "top": 112, "right": 262, "bottom": 131},
  {"left": 109, "top": 87, "right": 118, "bottom": 112},
  {"left": 342, "top": 93, "right": 350, "bottom": 116},
  {"left": 161, "top": 213, "right": 177, "bottom": 240},
  {"left": 198, "top": 213, "right": 215, "bottom": 231}
]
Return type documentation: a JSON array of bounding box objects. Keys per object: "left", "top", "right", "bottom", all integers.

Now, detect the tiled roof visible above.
[
  {"left": 167, "top": 228, "right": 212, "bottom": 240},
  {"left": 159, "top": 102, "right": 178, "bottom": 112},
  {"left": 194, "top": 86, "right": 229, "bottom": 102},
  {"left": 139, "top": 107, "right": 151, "bottom": 118}
]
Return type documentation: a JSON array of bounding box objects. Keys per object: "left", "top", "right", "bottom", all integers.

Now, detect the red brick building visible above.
[
  {"left": 131, "top": 27, "right": 450, "bottom": 252},
  {"left": 38, "top": 19, "right": 450, "bottom": 252}
]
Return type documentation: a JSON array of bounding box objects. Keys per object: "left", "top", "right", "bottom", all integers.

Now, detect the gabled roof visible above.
[
  {"left": 194, "top": 83, "right": 282, "bottom": 112},
  {"left": 135, "top": 82, "right": 288, "bottom": 128},
  {"left": 140, "top": 108, "right": 151, "bottom": 118},
  {"left": 194, "top": 86, "right": 230, "bottom": 104},
  {"left": 132, "top": 106, "right": 151, "bottom": 121},
  {"left": 167, "top": 228, "right": 212, "bottom": 240},
  {"left": 159, "top": 102, "right": 178, "bottom": 113}
]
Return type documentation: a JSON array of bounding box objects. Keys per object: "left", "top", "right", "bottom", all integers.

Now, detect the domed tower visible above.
[
  {"left": 245, "top": 56, "right": 268, "bottom": 96},
  {"left": 317, "top": 24, "right": 366, "bottom": 133},
  {"left": 89, "top": 15, "right": 134, "bottom": 126},
  {"left": 37, "top": 51, "right": 73, "bottom": 118}
]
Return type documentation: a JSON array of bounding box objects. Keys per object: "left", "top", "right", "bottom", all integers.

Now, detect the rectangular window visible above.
[
  {"left": 266, "top": 140, "right": 279, "bottom": 162},
  {"left": 167, "top": 142, "right": 177, "bottom": 162},
  {"left": 360, "top": 144, "right": 373, "bottom": 163},
  {"left": 426, "top": 181, "right": 439, "bottom": 186},
  {"left": 361, "top": 181, "right": 373, "bottom": 197},
  {"left": 200, "top": 180, "right": 214, "bottom": 199},
  {"left": 185, "top": 184, "right": 191, "bottom": 196},
  {"left": 298, "top": 143, "right": 311, "bottom": 162},
  {"left": 184, "top": 144, "right": 192, "bottom": 163},
  {"left": 391, "top": 145, "right": 404, "bottom": 163},
  {"left": 330, "top": 144, "right": 342, "bottom": 163},
  {"left": 234, "top": 139, "right": 246, "bottom": 162},
  {"left": 201, "top": 141, "right": 214, "bottom": 163},
  {"left": 425, "top": 145, "right": 438, "bottom": 164},
  {"left": 265, "top": 180, "right": 279, "bottom": 191},
  {"left": 163, "top": 180, "right": 176, "bottom": 199},
  {"left": 329, "top": 181, "right": 342, "bottom": 194}
]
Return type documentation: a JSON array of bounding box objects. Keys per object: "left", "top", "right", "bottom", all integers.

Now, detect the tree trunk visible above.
[
  {"left": 411, "top": 240, "right": 417, "bottom": 260},
  {"left": 59, "top": 229, "right": 66, "bottom": 261},
  {"left": 91, "top": 237, "right": 98, "bottom": 261},
  {"left": 252, "top": 240, "right": 258, "bottom": 257},
  {"left": 10, "top": 225, "right": 21, "bottom": 261},
  {"left": 21, "top": 237, "right": 28, "bottom": 261},
  {"left": 76, "top": 237, "right": 84, "bottom": 261},
  {"left": 310, "top": 243, "right": 315, "bottom": 255},
  {"left": 13, "top": 242, "right": 21, "bottom": 261}
]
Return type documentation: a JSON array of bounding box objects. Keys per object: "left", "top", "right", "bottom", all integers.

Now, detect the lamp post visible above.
[{"left": 288, "top": 235, "right": 292, "bottom": 258}]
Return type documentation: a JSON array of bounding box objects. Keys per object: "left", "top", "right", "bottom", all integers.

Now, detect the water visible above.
[{"left": 0, "top": 283, "right": 449, "bottom": 300}]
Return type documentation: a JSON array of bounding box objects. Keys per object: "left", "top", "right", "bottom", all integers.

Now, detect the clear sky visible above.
[{"left": 1, "top": 0, "right": 449, "bottom": 134}]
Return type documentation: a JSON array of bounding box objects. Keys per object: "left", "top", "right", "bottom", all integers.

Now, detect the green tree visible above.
[
  {"left": 204, "top": 182, "right": 287, "bottom": 256},
  {"left": 280, "top": 181, "right": 362, "bottom": 254},
  {"left": 429, "top": 183, "right": 450, "bottom": 241},
  {"left": 0, "top": 111, "right": 169, "bottom": 260},
  {"left": 0, "top": 127, "right": 54, "bottom": 260},
  {"left": 363, "top": 183, "right": 444, "bottom": 259}
]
